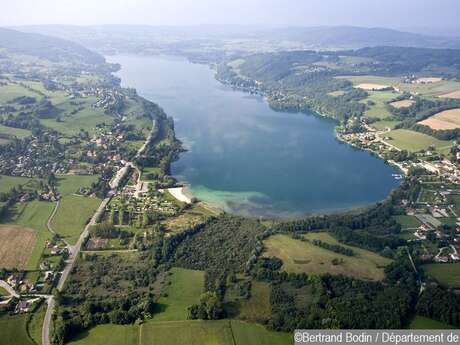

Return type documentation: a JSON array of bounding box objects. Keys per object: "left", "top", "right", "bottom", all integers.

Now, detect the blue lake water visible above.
[{"left": 109, "top": 54, "right": 400, "bottom": 218}]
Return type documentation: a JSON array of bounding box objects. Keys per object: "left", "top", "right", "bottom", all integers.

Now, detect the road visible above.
[
  {"left": 0, "top": 280, "right": 19, "bottom": 298},
  {"left": 42, "top": 296, "right": 54, "bottom": 345}
]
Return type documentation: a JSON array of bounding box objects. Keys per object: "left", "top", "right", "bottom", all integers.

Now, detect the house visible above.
[{"left": 14, "top": 298, "right": 39, "bottom": 314}]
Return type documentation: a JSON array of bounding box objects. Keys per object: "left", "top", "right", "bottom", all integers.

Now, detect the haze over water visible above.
[{"left": 109, "top": 54, "right": 400, "bottom": 218}]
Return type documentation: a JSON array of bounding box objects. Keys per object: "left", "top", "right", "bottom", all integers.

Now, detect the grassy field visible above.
[
  {"left": 140, "top": 320, "right": 234, "bottom": 345},
  {"left": 0, "top": 175, "right": 36, "bottom": 193},
  {"left": 263, "top": 232, "right": 391, "bottom": 281},
  {"left": 231, "top": 320, "right": 291, "bottom": 345},
  {"left": 0, "top": 224, "right": 36, "bottom": 269},
  {"left": 68, "top": 324, "right": 139, "bottom": 345},
  {"left": 40, "top": 97, "right": 113, "bottom": 137},
  {"left": 394, "top": 215, "right": 422, "bottom": 229},
  {"left": 6, "top": 200, "right": 55, "bottom": 270},
  {"left": 55, "top": 174, "right": 99, "bottom": 196},
  {"left": 51, "top": 195, "right": 101, "bottom": 244},
  {"left": 28, "top": 302, "right": 46, "bottom": 345},
  {"left": 237, "top": 281, "right": 271, "bottom": 322},
  {"left": 153, "top": 267, "right": 205, "bottom": 321},
  {"left": 390, "top": 99, "right": 415, "bottom": 108},
  {"left": 409, "top": 316, "right": 456, "bottom": 329},
  {"left": 0, "top": 124, "right": 32, "bottom": 138},
  {"left": 360, "top": 91, "right": 397, "bottom": 119},
  {"left": 0, "top": 313, "right": 35, "bottom": 345},
  {"left": 385, "top": 129, "right": 453, "bottom": 154},
  {"left": 370, "top": 120, "right": 400, "bottom": 131},
  {"left": 423, "top": 263, "right": 460, "bottom": 288},
  {"left": 0, "top": 82, "right": 40, "bottom": 103}
]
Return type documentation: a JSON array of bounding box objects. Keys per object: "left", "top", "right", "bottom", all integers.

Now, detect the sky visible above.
[{"left": 2, "top": 0, "right": 460, "bottom": 34}]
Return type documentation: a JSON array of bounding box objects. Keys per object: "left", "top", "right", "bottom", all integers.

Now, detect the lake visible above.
[{"left": 109, "top": 54, "right": 400, "bottom": 218}]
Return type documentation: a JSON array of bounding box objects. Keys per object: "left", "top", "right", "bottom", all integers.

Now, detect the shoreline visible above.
[{"left": 167, "top": 186, "right": 193, "bottom": 204}]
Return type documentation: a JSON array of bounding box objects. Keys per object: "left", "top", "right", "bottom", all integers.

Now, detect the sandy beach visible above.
[{"left": 167, "top": 186, "right": 193, "bottom": 204}]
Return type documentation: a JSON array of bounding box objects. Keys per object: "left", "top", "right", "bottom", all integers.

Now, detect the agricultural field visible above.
[
  {"left": 0, "top": 224, "right": 36, "bottom": 269},
  {"left": 154, "top": 267, "right": 205, "bottom": 321},
  {"left": 370, "top": 119, "right": 400, "bottom": 131},
  {"left": 440, "top": 90, "right": 460, "bottom": 99},
  {"left": 51, "top": 195, "right": 101, "bottom": 244},
  {"left": 423, "top": 263, "right": 460, "bottom": 288},
  {"left": 355, "top": 83, "right": 391, "bottom": 91},
  {"left": 263, "top": 232, "right": 391, "bottom": 281},
  {"left": 0, "top": 313, "right": 35, "bottom": 345},
  {"left": 68, "top": 324, "right": 139, "bottom": 345},
  {"left": 328, "top": 90, "right": 345, "bottom": 97},
  {"left": 0, "top": 81, "right": 40, "bottom": 103},
  {"left": 409, "top": 316, "right": 456, "bottom": 330},
  {"left": 419, "top": 108, "right": 460, "bottom": 130},
  {"left": 385, "top": 129, "right": 453, "bottom": 154},
  {"left": 7, "top": 200, "right": 56, "bottom": 270},
  {"left": 360, "top": 91, "right": 397, "bottom": 119},
  {"left": 338, "top": 75, "right": 460, "bottom": 97},
  {"left": 390, "top": 99, "right": 415, "bottom": 108}
]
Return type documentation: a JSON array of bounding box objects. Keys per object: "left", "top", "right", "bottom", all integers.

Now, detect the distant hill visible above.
[
  {"left": 0, "top": 27, "right": 105, "bottom": 65},
  {"left": 260, "top": 26, "right": 460, "bottom": 50},
  {"left": 12, "top": 25, "right": 460, "bottom": 53}
]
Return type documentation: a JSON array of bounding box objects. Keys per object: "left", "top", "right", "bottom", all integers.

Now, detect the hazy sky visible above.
[{"left": 2, "top": 0, "right": 459, "bottom": 32}]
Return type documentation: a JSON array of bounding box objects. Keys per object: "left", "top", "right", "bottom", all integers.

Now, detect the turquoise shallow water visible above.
[{"left": 109, "top": 54, "right": 400, "bottom": 218}]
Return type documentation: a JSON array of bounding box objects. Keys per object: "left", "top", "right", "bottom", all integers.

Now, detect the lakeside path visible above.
[{"left": 42, "top": 119, "right": 156, "bottom": 345}]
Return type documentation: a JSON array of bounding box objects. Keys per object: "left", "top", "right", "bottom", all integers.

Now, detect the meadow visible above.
[
  {"left": 359, "top": 91, "right": 397, "bottom": 119},
  {"left": 385, "top": 129, "right": 453, "bottom": 154},
  {"left": 0, "top": 313, "right": 34, "bottom": 345},
  {"left": 0, "top": 124, "right": 32, "bottom": 139},
  {"left": 0, "top": 175, "right": 37, "bottom": 193},
  {"left": 51, "top": 195, "right": 101, "bottom": 244},
  {"left": 56, "top": 174, "right": 99, "bottom": 196},
  {"left": 263, "top": 232, "right": 391, "bottom": 281},
  {"left": 423, "top": 263, "right": 460, "bottom": 288},
  {"left": 153, "top": 267, "right": 205, "bottom": 321},
  {"left": 68, "top": 324, "right": 139, "bottom": 345}
]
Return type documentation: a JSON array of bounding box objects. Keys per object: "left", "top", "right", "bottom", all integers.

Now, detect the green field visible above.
[
  {"left": 154, "top": 267, "right": 205, "bottom": 321},
  {"left": 8, "top": 200, "right": 55, "bottom": 270},
  {"left": 371, "top": 119, "right": 400, "bottom": 131},
  {"left": 0, "top": 124, "right": 32, "bottom": 139},
  {"left": 0, "top": 313, "right": 34, "bottom": 345},
  {"left": 51, "top": 195, "right": 101, "bottom": 244},
  {"left": 0, "top": 286, "right": 9, "bottom": 296},
  {"left": 0, "top": 175, "right": 36, "bottom": 193},
  {"left": 423, "top": 263, "right": 460, "bottom": 288},
  {"left": 385, "top": 129, "right": 453, "bottom": 154},
  {"left": 0, "top": 82, "right": 40, "bottom": 103},
  {"left": 394, "top": 215, "right": 422, "bottom": 229},
  {"left": 56, "top": 174, "right": 99, "bottom": 196},
  {"left": 409, "top": 316, "right": 456, "bottom": 329},
  {"left": 28, "top": 302, "right": 46, "bottom": 345},
  {"left": 40, "top": 97, "right": 113, "bottom": 137},
  {"left": 360, "top": 91, "right": 397, "bottom": 119},
  {"left": 263, "top": 232, "right": 391, "bottom": 281},
  {"left": 68, "top": 324, "right": 139, "bottom": 345},
  {"left": 69, "top": 320, "right": 290, "bottom": 345}
]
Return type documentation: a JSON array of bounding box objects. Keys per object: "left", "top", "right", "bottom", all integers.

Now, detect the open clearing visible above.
[
  {"left": 153, "top": 267, "right": 204, "bottom": 321},
  {"left": 390, "top": 99, "right": 415, "bottom": 108},
  {"left": 360, "top": 91, "right": 396, "bottom": 119},
  {"left": 51, "top": 195, "right": 100, "bottom": 244},
  {"left": 0, "top": 224, "right": 37, "bottom": 269},
  {"left": 423, "top": 263, "right": 460, "bottom": 288},
  {"left": 409, "top": 316, "right": 456, "bottom": 329},
  {"left": 385, "top": 129, "right": 453, "bottom": 154},
  {"left": 419, "top": 108, "right": 460, "bottom": 130},
  {"left": 263, "top": 232, "right": 391, "bottom": 281},
  {"left": 56, "top": 174, "right": 99, "bottom": 196}
]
